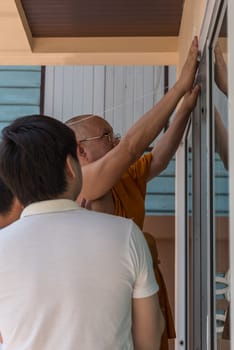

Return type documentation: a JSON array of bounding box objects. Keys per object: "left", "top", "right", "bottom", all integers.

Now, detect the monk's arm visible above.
[
  {"left": 79, "top": 37, "right": 199, "bottom": 200},
  {"left": 147, "top": 84, "right": 200, "bottom": 181}
]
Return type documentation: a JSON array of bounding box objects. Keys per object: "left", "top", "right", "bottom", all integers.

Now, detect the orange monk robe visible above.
[
  {"left": 144, "top": 232, "right": 176, "bottom": 349},
  {"left": 112, "top": 154, "right": 152, "bottom": 229},
  {"left": 112, "top": 154, "right": 176, "bottom": 349}
]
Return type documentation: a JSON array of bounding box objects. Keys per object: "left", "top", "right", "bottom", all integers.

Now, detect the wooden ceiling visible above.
[
  {"left": 20, "top": 0, "right": 184, "bottom": 37},
  {"left": 0, "top": 0, "right": 208, "bottom": 65}
]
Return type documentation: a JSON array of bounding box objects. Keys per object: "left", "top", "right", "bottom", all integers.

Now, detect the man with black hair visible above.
[
  {"left": 0, "top": 178, "right": 22, "bottom": 229},
  {"left": 0, "top": 114, "right": 164, "bottom": 350}
]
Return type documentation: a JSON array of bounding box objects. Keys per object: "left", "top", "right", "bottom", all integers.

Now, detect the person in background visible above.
[
  {"left": 0, "top": 114, "right": 164, "bottom": 350},
  {"left": 66, "top": 37, "right": 200, "bottom": 228},
  {"left": 0, "top": 178, "right": 22, "bottom": 229},
  {"left": 0, "top": 179, "right": 23, "bottom": 347},
  {"left": 66, "top": 37, "right": 200, "bottom": 349},
  {"left": 214, "top": 41, "right": 228, "bottom": 170},
  {"left": 214, "top": 41, "right": 229, "bottom": 340},
  {"left": 214, "top": 41, "right": 228, "bottom": 97}
]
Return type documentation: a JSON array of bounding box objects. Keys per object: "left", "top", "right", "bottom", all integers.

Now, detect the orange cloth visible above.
[
  {"left": 112, "top": 154, "right": 176, "bottom": 348},
  {"left": 144, "top": 232, "right": 176, "bottom": 350},
  {"left": 112, "top": 153, "right": 152, "bottom": 229}
]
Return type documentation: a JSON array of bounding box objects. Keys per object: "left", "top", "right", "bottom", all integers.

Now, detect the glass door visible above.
[
  {"left": 211, "top": 6, "right": 229, "bottom": 349},
  {"left": 186, "top": 2, "right": 228, "bottom": 349}
]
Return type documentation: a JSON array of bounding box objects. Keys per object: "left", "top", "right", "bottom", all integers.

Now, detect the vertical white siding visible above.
[
  {"left": 111, "top": 66, "right": 125, "bottom": 134},
  {"left": 44, "top": 65, "right": 170, "bottom": 136},
  {"left": 93, "top": 66, "right": 105, "bottom": 116},
  {"left": 104, "top": 66, "right": 115, "bottom": 127},
  {"left": 44, "top": 66, "right": 105, "bottom": 122}
]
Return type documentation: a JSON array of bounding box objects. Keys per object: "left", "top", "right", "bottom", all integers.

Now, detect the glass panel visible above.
[
  {"left": 212, "top": 8, "right": 230, "bottom": 350},
  {"left": 186, "top": 123, "right": 193, "bottom": 349},
  {"left": 188, "top": 49, "right": 209, "bottom": 349}
]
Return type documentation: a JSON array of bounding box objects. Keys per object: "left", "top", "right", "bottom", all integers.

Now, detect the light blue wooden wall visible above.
[
  {"left": 185, "top": 153, "right": 228, "bottom": 217},
  {"left": 0, "top": 66, "right": 42, "bottom": 133},
  {"left": 146, "top": 157, "right": 175, "bottom": 215},
  {"left": 214, "top": 155, "right": 229, "bottom": 215}
]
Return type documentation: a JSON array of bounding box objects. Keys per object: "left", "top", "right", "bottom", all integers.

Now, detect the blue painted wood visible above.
[
  {"left": 145, "top": 154, "right": 229, "bottom": 216},
  {"left": 147, "top": 177, "right": 175, "bottom": 194},
  {"left": 0, "top": 71, "right": 41, "bottom": 88},
  {"left": 0, "top": 66, "right": 41, "bottom": 71},
  {"left": 0, "top": 67, "right": 41, "bottom": 134},
  {"left": 0, "top": 88, "right": 40, "bottom": 105},
  {"left": 145, "top": 194, "right": 175, "bottom": 214},
  {"left": 0, "top": 105, "right": 40, "bottom": 121},
  {"left": 146, "top": 157, "right": 175, "bottom": 215},
  {"left": 0, "top": 109, "right": 40, "bottom": 133}
]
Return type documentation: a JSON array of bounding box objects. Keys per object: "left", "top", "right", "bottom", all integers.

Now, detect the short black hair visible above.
[
  {"left": 0, "top": 177, "right": 14, "bottom": 215},
  {"left": 0, "top": 115, "right": 78, "bottom": 207}
]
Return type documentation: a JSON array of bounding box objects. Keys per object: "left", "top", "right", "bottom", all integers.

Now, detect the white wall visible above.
[{"left": 44, "top": 65, "right": 176, "bottom": 136}]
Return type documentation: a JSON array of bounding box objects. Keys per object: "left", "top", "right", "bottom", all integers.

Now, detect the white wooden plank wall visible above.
[
  {"left": 44, "top": 66, "right": 105, "bottom": 122},
  {"left": 44, "top": 65, "right": 175, "bottom": 137}
]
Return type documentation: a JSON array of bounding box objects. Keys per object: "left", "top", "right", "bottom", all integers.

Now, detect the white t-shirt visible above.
[{"left": 0, "top": 199, "right": 158, "bottom": 350}]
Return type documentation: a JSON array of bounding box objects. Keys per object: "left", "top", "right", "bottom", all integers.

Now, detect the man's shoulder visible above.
[
  {"left": 83, "top": 209, "right": 142, "bottom": 237},
  {"left": 0, "top": 218, "right": 26, "bottom": 250},
  {"left": 84, "top": 208, "right": 135, "bottom": 228}
]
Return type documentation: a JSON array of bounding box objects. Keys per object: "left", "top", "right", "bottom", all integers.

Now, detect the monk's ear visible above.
[{"left": 76, "top": 143, "right": 87, "bottom": 160}]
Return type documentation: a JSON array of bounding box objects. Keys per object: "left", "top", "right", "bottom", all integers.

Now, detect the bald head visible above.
[
  {"left": 65, "top": 115, "right": 116, "bottom": 164},
  {"left": 65, "top": 115, "right": 112, "bottom": 141}
]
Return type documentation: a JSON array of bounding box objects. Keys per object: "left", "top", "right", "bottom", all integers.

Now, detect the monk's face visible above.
[{"left": 77, "top": 117, "right": 120, "bottom": 164}]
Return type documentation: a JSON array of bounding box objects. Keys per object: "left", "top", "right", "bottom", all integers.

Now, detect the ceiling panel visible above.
[{"left": 21, "top": 0, "right": 184, "bottom": 37}]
